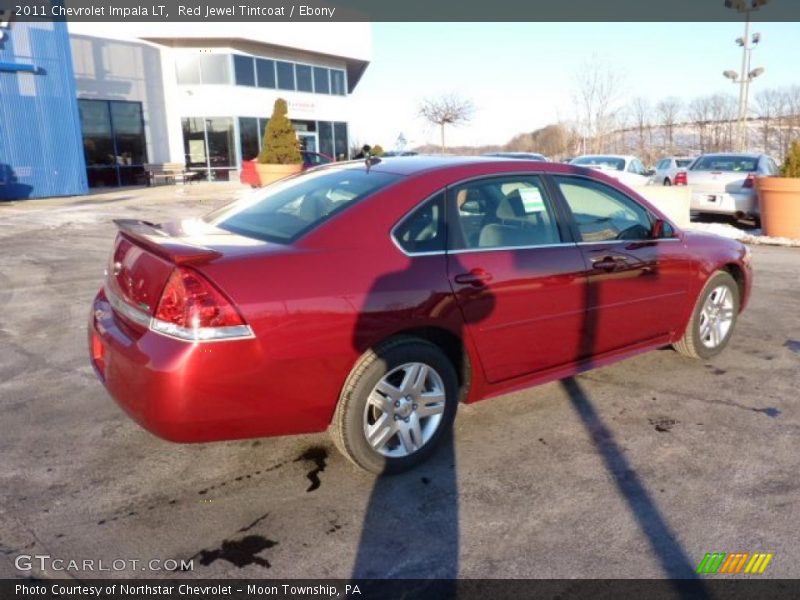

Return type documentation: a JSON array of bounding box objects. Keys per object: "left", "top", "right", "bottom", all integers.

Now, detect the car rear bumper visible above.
[
  {"left": 88, "top": 290, "right": 330, "bottom": 443},
  {"left": 690, "top": 190, "right": 758, "bottom": 216}
]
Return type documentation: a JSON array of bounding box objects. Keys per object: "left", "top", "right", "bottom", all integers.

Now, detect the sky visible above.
[{"left": 348, "top": 22, "right": 800, "bottom": 150}]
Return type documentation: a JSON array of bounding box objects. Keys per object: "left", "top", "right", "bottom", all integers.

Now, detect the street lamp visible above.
[{"left": 723, "top": 0, "right": 768, "bottom": 151}]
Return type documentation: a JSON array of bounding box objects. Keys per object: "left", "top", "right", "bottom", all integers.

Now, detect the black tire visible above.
[
  {"left": 673, "top": 271, "right": 740, "bottom": 360},
  {"left": 663, "top": 178, "right": 672, "bottom": 186},
  {"left": 330, "top": 336, "right": 459, "bottom": 474}
]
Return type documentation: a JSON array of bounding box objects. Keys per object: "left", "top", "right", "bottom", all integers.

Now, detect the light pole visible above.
[{"left": 723, "top": 0, "right": 768, "bottom": 151}]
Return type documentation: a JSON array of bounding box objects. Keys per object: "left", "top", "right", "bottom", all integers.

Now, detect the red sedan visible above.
[{"left": 89, "top": 157, "right": 752, "bottom": 473}]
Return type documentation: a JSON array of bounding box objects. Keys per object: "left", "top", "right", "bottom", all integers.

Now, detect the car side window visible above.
[
  {"left": 554, "top": 176, "right": 654, "bottom": 242},
  {"left": 448, "top": 176, "right": 561, "bottom": 251},
  {"left": 393, "top": 192, "right": 446, "bottom": 254},
  {"left": 766, "top": 157, "right": 779, "bottom": 175}
]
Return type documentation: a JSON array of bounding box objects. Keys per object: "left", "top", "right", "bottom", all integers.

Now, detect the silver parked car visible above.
[
  {"left": 653, "top": 156, "right": 695, "bottom": 186},
  {"left": 688, "top": 153, "right": 780, "bottom": 220}
]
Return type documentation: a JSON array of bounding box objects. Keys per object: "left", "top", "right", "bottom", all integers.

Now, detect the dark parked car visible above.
[{"left": 90, "top": 157, "right": 752, "bottom": 473}]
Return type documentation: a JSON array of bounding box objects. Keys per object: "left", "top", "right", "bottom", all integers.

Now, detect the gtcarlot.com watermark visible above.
[{"left": 15, "top": 554, "right": 193, "bottom": 573}]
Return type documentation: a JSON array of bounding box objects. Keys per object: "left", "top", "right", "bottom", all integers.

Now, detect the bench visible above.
[{"left": 144, "top": 163, "right": 203, "bottom": 186}]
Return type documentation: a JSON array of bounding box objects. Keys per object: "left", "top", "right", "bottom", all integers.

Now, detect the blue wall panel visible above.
[{"left": 0, "top": 19, "right": 88, "bottom": 200}]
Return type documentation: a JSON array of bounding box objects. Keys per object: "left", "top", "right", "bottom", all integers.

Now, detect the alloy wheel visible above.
[
  {"left": 362, "top": 362, "right": 446, "bottom": 457},
  {"left": 698, "top": 285, "right": 735, "bottom": 349}
]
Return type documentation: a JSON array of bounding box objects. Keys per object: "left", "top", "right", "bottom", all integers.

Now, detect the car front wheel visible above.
[
  {"left": 330, "top": 337, "right": 459, "bottom": 474},
  {"left": 673, "top": 271, "right": 740, "bottom": 359}
]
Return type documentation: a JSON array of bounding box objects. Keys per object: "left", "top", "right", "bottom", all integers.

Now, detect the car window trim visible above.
[
  {"left": 390, "top": 170, "right": 584, "bottom": 258},
  {"left": 389, "top": 188, "right": 449, "bottom": 257}
]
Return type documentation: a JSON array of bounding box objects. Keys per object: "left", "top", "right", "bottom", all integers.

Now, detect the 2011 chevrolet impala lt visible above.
[{"left": 88, "top": 157, "right": 752, "bottom": 473}]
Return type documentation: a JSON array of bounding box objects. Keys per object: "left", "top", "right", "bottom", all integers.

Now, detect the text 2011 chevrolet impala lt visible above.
[{"left": 89, "top": 157, "right": 751, "bottom": 473}]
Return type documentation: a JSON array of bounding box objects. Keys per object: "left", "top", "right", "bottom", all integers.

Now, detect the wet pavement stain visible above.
[
  {"left": 294, "top": 446, "right": 328, "bottom": 492},
  {"left": 191, "top": 535, "right": 278, "bottom": 569},
  {"left": 752, "top": 407, "right": 781, "bottom": 418},
  {"left": 784, "top": 340, "right": 800, "bottom": 354},
  {"left": 704, "top": 364, "right": 727, "bottom": 375},
  {"left": 237, "top": 512, "right": 269, "bottom": 533},
  {"left": 649, "top": 417, "right": 678, "bottom": 433},
  {"left": 197, "top": 459, "right": 288, "bottom": 496}
]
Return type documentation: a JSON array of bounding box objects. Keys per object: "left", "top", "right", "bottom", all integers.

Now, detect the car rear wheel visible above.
[
  {"left": 663, "top": 178, "right": 672, "bottom": 186},
  {"left": 673, "top": 271, "right": 739, "bottom": 360},
  {"left": 330, "top": 336, "right": 458, "bottom": 474}
]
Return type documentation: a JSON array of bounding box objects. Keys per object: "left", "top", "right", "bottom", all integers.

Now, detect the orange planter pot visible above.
[
  {"left": 756, "top": 177, "right": 800, "bottom": 239},
  {"left": 239, "top": 161, "right": 303, "bottom": 187},
  {"left": 254, "top": 163, "right": 302, "bottom": 187}
]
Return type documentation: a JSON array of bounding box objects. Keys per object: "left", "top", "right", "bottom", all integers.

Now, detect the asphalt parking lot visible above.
[{"left": 1, "top": 183, "right": 798, "bottom": 580}]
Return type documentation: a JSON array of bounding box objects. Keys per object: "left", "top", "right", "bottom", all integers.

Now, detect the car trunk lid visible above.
[
  {"left": 105, "top": 219, "right": 267, "bottom": 331},
  {"left": 688, "top": 170, "right": 750, "bottom": 193}
]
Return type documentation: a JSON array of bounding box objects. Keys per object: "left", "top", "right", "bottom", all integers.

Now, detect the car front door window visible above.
[{"left": 553, "top": 176, "right": 653, "bottom": 242}]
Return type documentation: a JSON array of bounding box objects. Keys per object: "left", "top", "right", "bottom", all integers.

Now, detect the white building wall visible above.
[
  {"left": 67, "top": 22, "right": 370, "bottom": 170},
  {"left": 70, "top": 34, "right": 172, "bottom": 163}
]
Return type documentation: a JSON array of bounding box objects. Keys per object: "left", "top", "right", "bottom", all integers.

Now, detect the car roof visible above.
[
  {"left": 318, "top": 155, "right": 629, "bottom": 182},
  {"left": 697, "top": 152, "right": 763, "bottom": 158}
]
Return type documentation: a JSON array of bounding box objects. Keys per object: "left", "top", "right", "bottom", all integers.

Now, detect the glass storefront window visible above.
[
  {"left": 80, "top": 101, "right": 114, "bottom": 166},
  {"left": 233, "top": 54, "right": 255, "bottom": 86},
  {"left": 318, "top": 121, "right": 334, "bottom": 159},
  {"left": 334, "top": 122, "right": 348, "bottom": 161},
  {"left": 256, "top": 58, "right": 276, "bottom": 88},
  {"left": 182, "top": 117, "right": 208, "bottom": 170},
  {"left": 276, "top": 61, "right": 295, "bottom": 90},
  {"left": 79, "top": 99, "right": 147, "bottom": 187},
  {"left": 182, "top": 117, "right": 236, "bottom": 181},
  {"left": 313, "top": 67, "right": 330, "bottom": 94},
  {"left": 110, "top": 102, "right": 146, "bottom": 165},
  {"left": 238, "top": 117, "right": 260, "bottom": 161},
  {"left": 331, "top": 70, "right": 346, "bottom": 96}
]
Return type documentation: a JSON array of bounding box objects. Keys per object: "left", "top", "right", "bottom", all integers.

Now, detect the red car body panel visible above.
[{"left": 89, "top": 158, "right": 752, "bottom": 443}]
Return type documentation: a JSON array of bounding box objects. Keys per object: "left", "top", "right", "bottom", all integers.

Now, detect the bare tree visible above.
[
  {"left": 572, "top": 57, "right": 625, "bottom": 153},
  {"left": 656, "top": 97, "right": 682, "bottom": 152},
  {"left": 688, "top": 96, "right": 714, "bottom": 153},
  {"left": 754, "top": 89, "right": 782, "bottom": 155},
  {"left": 628, "top": 97, "right": 652, "bottom": 159},
  {"left": 418, "top": 94, "right": 475, "bottom": 153}
]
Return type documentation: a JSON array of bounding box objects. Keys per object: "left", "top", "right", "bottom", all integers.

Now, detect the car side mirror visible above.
[{"left": 651, "top": 218, "right": 674, "bottom": 239}]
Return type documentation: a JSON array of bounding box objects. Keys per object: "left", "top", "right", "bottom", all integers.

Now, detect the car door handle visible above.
[
  {"left": 591, "top": 256, "right": 627, "bottom": 271},
  {"left": 454, "top": 268, "right": 493, "bottom": 286}
]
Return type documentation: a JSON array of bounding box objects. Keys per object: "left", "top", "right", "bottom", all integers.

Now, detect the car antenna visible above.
[{"left": 360, "top": 145, "right": 381, "bottom": 172}]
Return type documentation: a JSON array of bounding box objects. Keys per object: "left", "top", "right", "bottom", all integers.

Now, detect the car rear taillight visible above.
[
  {"left": 743, "top": 173, "right": 756, "bottom": 188},
  {"left": 674, "top": 171, "right": 687, "bottom": 186},
  {"left": 151, "top": 266, "right": 253, "bottom": 341}
]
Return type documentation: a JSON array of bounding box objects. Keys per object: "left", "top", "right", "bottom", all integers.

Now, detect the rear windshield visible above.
[
  {"left": 571, "top": 156, "right": 626, "bottom": 171},
  {"left": 206, "top": 168, "right": 401, "bottom": 243},
  {"left": 675, "top": 159, "right": 694, "bottom": 168},
  {"left": 691, "top": 155, "right": 758, "bottom": 172}
]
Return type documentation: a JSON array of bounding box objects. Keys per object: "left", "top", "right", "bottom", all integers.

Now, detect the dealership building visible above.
[{"left": 0, "top": 19, "right": 371, "bottom": 198}]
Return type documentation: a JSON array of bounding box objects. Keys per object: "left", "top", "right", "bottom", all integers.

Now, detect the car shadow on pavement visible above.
[
  {"left": 561, "top": 249, "right": 709, "bottom": 595},
  {"left": 349, "top": 248, "right": 494, "bottom": 586}
]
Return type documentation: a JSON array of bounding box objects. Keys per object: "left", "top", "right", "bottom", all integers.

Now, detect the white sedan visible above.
[{"left": 570, "top": 155, "right": 652, "bottom": 188}]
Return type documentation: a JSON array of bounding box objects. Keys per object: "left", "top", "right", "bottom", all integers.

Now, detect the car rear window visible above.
[
  {"left": 571, "top": 156, "right": 626, "bottom": 171},
  {"left": 206, "top": 168, "right": 401, "bottom": 243},
  {"left": 675, "top": 159, "right": 693, "bottom": 168},
  {"left": 691, "top": 155, "right": 758, "bottom": 172}
]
